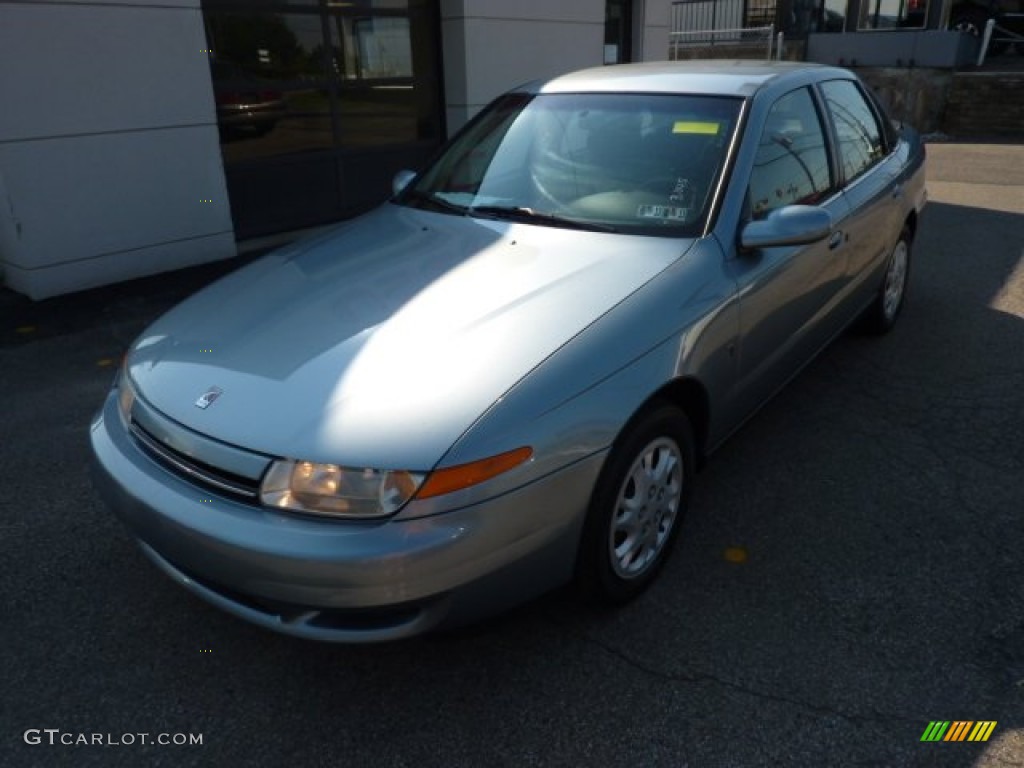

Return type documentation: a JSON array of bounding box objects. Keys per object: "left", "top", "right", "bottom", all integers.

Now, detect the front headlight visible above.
[
  {"left": 259, "top": 460, "right": 424, "bottom": 519},
  {"left": 259, "top": 446, "right": 533, "bottom": 519}
]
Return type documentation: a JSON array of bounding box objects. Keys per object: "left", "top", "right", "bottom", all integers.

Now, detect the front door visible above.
[{"left": 728, "top": 85, "right": 851, "bottom": 416}]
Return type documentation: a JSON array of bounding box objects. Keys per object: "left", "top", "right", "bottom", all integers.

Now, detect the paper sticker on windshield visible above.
[
  {"left": 637, "top": 204, "right": 689, "bottom": 221},
  {"left": 672, "top": 121, "right": 720, "bottom": 135}
]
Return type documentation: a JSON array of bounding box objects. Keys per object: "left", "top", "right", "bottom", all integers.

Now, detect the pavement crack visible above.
[{"left": 582, "top": 630, "right": 923, "bottom": 727}]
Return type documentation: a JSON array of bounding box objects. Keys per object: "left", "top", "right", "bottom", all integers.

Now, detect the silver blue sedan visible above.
[{"left": 91, "top": 61, "right": 927, "bottom": 642}]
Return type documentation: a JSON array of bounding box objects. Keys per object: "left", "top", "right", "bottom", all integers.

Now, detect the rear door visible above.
[{"left": 817, "top": 78, "right": 903, "bottom": 300}]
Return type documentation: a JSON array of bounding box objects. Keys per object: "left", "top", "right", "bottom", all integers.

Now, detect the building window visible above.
[
  {"left": 202, "top": 0, "right": 443, "bottom": 239},
  {"left": 858, "top": 0, "right": 930, "bottom": 29},
  {"left": 604, "top": 0, "right": 633, "bottom": 64}
]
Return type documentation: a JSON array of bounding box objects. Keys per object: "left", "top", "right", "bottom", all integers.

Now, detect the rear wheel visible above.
[
  {"left": 576, "top": 403, "right": 695, "bottom": 604},
  {"left": 859, "top": 226, "right": 911, "bottom": 334}
]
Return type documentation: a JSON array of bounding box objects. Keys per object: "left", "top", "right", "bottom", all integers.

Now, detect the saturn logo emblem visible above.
[{"left": 194, "top": 386, "right": 223, "bottom": 409}]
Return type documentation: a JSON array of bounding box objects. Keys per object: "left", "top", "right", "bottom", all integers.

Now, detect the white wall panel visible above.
[
  {"left": 3, "top": 231, "right": 235, "bottom": 300},
  {"left": 0, "top": 126, "right": 231, "bottom": 270},
  {"left": 441, "top": 1, "right": 675, "bottom": 134},
  {"left": 640, "top": 0, "right": 672, "bottom": 60},
  {"left": 0, "top": 3, "right": 214, "bottom": 141},
  {"left": 440, "top": 1, "right": 605, "bottom": 133},
  {"left": 0, "top": 0, "right": 234, "bottom": 299},
  {"left": 460, "top": 18, "right": 604, "bottom": 106}
]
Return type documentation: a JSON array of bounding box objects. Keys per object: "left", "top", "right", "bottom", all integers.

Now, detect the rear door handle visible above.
[
  {"left": 828, "top": 230, "right": 844, "bottom": 250},
  {"left": 892, "top": 183, "right": 903, "bottom": 199}
]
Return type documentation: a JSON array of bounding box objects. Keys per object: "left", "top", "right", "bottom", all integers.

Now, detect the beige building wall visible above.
[{"left": 440, "top": 0, "right": 674, "bottom": 134}]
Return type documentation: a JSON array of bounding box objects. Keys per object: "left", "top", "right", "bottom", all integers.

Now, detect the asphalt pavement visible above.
[{"left": 1, "top": 142, "right": 1022, "bottom": 768}]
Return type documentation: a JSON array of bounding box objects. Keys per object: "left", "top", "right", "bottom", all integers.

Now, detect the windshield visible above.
[{"left": 397, "top": 91, "right": 743, "bottom": 236}]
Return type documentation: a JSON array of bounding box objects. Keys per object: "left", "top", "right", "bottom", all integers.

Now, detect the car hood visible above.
[{"left": 128, "top": 204, "right": 691, "bottom": 469}]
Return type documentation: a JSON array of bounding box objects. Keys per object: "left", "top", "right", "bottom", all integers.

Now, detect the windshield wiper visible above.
[
  {"left": 401, "top": 190, "right": 467, "bottom": 216},
  {"left": 469, "top": 205, "right": 618, "bottom": 233}
]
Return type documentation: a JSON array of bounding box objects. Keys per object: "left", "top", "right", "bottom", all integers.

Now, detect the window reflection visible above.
[
  {"left": 748, "top": 88, "right": 833, "bottom": 219},
  {"left": 206, "top": 12, "right": 327, "bottom": 81},
  {"left": 820, "top": 80, "right": 884, "bottom": 183},
  {"left": 219, "top": 115, "right": 335, "bottom": 162},
  {"left": 202, "top": 0, "right": 442, "bottom": 237},
  {"left": 335, "top": 87, "right": 419, "bottom": 146},
  {"left": 205, "top": 5, "right": 439, "bottom": 152},
  {"left": 330, "top": 17, "right": 413, "bottom": 79},
  {"left": 858, "top": 0, "right": 929, "bottom": 29},
  {"left": 328, "top": 11, "right": 436, "bottom": 145},
  {"left": 785, "top": 0, "right": 846, "bottom": 35}
]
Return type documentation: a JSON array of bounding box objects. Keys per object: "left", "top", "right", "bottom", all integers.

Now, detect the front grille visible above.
[{"left": 130, "top": 420, "right": 261, "bottom": 500}]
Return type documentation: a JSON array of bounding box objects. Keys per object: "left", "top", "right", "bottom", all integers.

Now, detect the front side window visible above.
[
  {"left": 819, "top": 79, "right": 885, "bottom": 185},
  {"left": 398, "top": 92, "right": 743, "bottom": 236},
  {"left": 748, "top": 87, "right": 834, "bottom": 220}
]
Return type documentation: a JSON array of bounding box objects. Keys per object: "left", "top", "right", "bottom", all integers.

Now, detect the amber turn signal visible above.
[{"left": 416, "top": 447, "right": 534, "bottom": 499}]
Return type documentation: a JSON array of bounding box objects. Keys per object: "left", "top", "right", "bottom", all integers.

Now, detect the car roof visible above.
[{"left": 529, "top": 60, "right": 851, "bottom": 99}]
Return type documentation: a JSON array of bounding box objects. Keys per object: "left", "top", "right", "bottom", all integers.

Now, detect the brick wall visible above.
[
  {"left": 942, "top": 72, "right": 1024, "bottom": 138},
  {"left": 853, "top": 68, "right": 952, "bottom": 134}
]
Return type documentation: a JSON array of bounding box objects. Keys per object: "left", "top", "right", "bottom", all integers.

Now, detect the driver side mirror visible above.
[
  {"left": 392, "top": 169, "right": 417, "bottom": 197},
  {"left": 740, "top": 205, "right": 832, "bottom": 250}
]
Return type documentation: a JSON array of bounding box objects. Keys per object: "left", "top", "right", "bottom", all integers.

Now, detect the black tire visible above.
[
  {"left": 576, "top": 402, "right": 695, "bottom": 604},
  {"left": 859, "top": 226, "right": 912, "bottom": 335}
]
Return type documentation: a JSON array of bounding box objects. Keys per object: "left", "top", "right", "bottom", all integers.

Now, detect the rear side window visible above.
[
  {"left": 748, "top": 87, "right": 834, "bottom": 220},
  {"left": 819, "top": 79, "right": 885, "bottom": 185}
]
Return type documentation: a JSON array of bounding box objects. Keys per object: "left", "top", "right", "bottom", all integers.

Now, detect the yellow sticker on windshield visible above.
[{"left": 672, "top": 121, "right": 720, "bottom": 135}]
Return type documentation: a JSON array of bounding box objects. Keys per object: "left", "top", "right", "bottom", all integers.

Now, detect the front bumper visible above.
[{"left": 90, "top": 392, "right": 604, "bottom": 642}]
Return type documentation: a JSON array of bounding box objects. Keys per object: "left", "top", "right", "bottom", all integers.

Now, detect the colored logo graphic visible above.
[{"left": 921, "top": 721, "right": 997, "bottom": 742}]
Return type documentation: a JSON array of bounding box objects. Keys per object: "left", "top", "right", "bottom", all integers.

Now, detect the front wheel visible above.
[
  {"left": 859, "top": 226, "right": 912, "bottom": 334},
  {"left": 576, "top": 403, "right": 695, "bottom": 604}
]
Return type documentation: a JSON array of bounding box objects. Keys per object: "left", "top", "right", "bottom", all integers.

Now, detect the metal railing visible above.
[
  {"left": 670, "top": 24, "right": 778, "bottom": 59},
  {"left": 976, "top": 17, "right": 1024, "bottom": 66},
  {"left": 672, "top": 0, "right": 745, "bottom": 38},
  {"left": 670, "top": 0, "right": 782, "bottom": 60}
]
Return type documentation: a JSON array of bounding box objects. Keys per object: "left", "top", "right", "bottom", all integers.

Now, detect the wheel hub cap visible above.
[
  {"left": 609, "top": 436, "right": 684, "bottom": 580},
  {"left": 883, "top": 241, "right": 908, "bottom": 321}
]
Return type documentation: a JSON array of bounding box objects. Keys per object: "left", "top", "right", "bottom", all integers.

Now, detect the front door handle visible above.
[{"left": 828, "top": 230, "right": 844, "bottom": 250}]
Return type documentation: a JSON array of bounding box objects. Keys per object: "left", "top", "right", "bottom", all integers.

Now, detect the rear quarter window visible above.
[{"left": 819, "top": 79, "right": 886, "bottom": 185}]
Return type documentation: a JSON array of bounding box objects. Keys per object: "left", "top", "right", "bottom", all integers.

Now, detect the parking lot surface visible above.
[{"left": 1, "top": 142, "right": 1022, "bottom": 767}]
